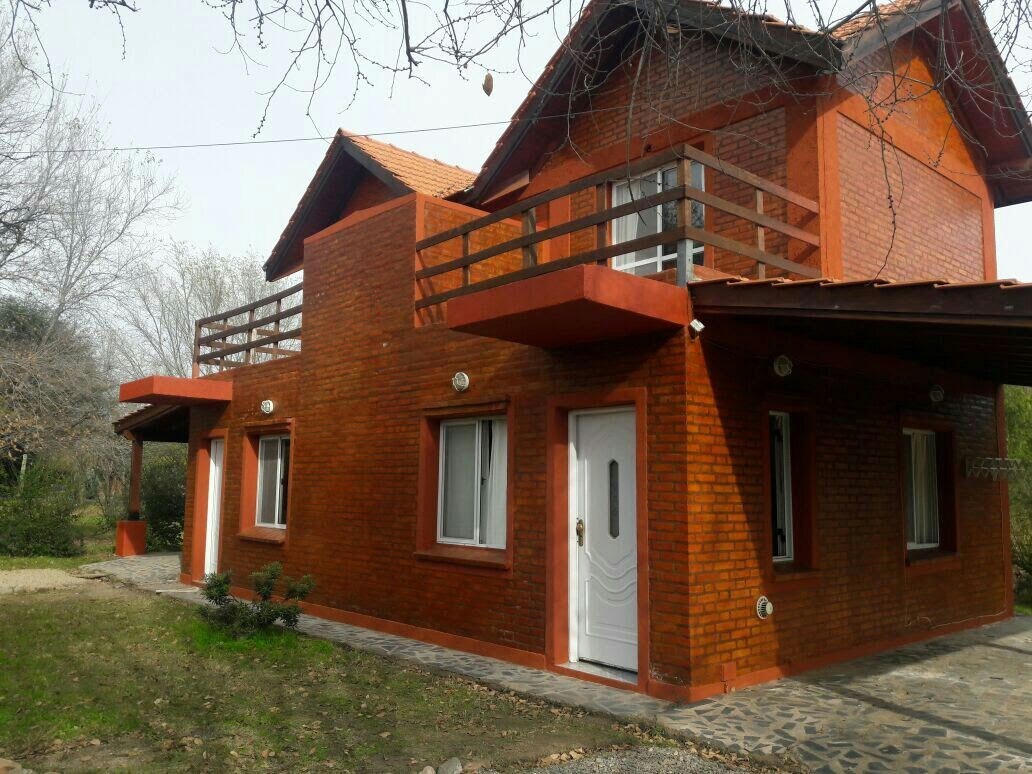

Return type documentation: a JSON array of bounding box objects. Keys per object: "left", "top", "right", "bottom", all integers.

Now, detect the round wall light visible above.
[
  {"left": 773, "top": 355, "right": 794, "bottom": 378},
  {"left": 756, "top": 596, "right": 774, "bottom": 620},
  {"left": 452, "top": 372, "right": 470, "bottom": 393},
  {"left": 260, "top": 399, "right": 275, "bottom": 415},
  {"left": 929, "top": 384, "right": 945, "bottom": 403}
]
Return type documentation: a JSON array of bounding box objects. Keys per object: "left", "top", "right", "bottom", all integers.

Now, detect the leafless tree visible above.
[
  {"left": 24, "top": 106, "right": 178, "bottom": 341},
  {"left": 0, "top": 29, "right": 66, "bottom": 284},
  {"left": 119, "top": 242, "right": 296, "bottom": 378}
]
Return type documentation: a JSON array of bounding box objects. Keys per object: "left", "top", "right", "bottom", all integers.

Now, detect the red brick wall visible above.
[
  {"left": 182, "top": 196, "right": 1008, "bottom": 697},
  {"left": 190, "top": 197, "right": 690, "bottom": 658},
  {"left": 832, "top": 37, "right": 990, "bottom": 282},
  {"left": 836, "top": 115, "right": 985, "bottom": 282},
  {"left": 675, "top": 335, "right": 1006, "bottom": 688}
]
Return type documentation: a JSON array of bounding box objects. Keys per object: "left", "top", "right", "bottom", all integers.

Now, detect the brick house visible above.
[{"left": 116, "top": 0, "right": 1032, "bottom": 702}]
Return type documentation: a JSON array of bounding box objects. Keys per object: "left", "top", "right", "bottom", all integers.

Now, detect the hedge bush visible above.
[
  {"left": 200, "top": 562, "right": 315, "bottom": 637},
  {"left": 141, "top": 447, "right": 187, "bottom": 551},
  {"left": 0, "top": 464, "right": 83, "bottom": 556}
]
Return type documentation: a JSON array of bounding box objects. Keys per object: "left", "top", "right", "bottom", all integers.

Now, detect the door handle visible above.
[{"left": 575, "top": 518, "right": 585, "bottom": 546}]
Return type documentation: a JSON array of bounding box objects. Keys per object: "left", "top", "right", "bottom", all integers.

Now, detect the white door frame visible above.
[
  {"left": 567, "top": 405, "right": 638, "bottom": 669},
  {"left": 203, "top": 438, "right": 225, "bottom": 576}
]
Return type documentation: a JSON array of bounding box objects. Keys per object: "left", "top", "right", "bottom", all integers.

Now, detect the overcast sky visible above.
[{"left": 35, "top": 2, "right": 1031, "bottom": 280}]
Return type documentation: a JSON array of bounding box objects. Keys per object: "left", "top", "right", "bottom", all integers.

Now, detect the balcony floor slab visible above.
[{"left": 445, "top": 264, "right": 691, "bottom": 347}]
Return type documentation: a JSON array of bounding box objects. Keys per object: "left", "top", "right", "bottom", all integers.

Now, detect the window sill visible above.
[
  {"left": 768, "top": 564, "right": 821, "bottom": 591},
  {"left": 905, "top": 549, "right": 960, "bottom": 576},
  {"left": 239, "top": 526, "right": 287, "bottom": 545},
  {"left": 414, "top": 544, "right": 510, "bottom": 570}
]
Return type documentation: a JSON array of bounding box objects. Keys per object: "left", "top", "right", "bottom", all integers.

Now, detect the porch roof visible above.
[
  {"left": 688, "top": 277, "right": 1032, "bottom": 386},
  {"left": 113, "top": 404, "right": 189, "bottom": 443}
]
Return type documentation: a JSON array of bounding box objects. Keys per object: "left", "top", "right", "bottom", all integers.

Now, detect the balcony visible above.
[
  {"left": 414, "top": 143, "right": 820, "bottom": 346},
  {"left": 192, "top": 281, "right": 303, "bottom": 375}
]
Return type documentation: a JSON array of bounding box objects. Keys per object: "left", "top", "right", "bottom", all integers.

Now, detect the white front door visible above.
[
  {"left": 203, "top": 438, "right": 225, "bottom": 576},
  {"left": 570, "top": 408, "right": 638, "bottom": 672}
]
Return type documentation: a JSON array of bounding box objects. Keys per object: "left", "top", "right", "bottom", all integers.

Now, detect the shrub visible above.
[
  {"left": 199, "top": 562, "right": 315, "bottom": 637},
  {"left": 0, "top": 464, "right": 83, "bottom": 556},
  {"left": 141, "top": 447, "right": 186, "bottom": 551}
]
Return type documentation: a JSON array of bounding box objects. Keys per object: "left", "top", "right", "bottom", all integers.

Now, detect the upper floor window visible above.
[
  {"left": 438, "top": 417, "right": 507, "bottom": 549},
  {"left": 611, "top": 162, "right": 704, "bottom": 276},
  {"left": 903, "top": 428, "right": 940, "bottom": 550},
  {"left": 256, "top": 434, "right": 291, "bottom": 528}
]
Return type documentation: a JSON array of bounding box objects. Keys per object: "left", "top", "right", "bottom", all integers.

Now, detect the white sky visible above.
[{"left": 35, "top": 2, "right": 1032, "bottom": 280}]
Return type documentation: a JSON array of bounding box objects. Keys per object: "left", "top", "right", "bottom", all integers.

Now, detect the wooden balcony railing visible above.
[
  {"left": 415, "top": 143, "right": 821, "bottom": 313},
  {"left": 192, "top": 282, "right": 303, "bottom": 376}
]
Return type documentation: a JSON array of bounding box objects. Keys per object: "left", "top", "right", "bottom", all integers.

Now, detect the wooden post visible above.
[
  {"left": 755, "top": 189, "right": 767, "bottom": 280},
  {"left": 128, "top": 437, "right": 143, "bottom": 520},
  {"left": 191, "top": 321, "right": 201, "bottom": 378},
  {"left": 245, "top": 308, "right": 256, "bottom": 365},
  {"left": 521, "top": 209, "right": 537, "bottom": 268},
  {"left": 462, "top": 232, "right": 471, "bottom": 286},
  {"left": 594, "top": 183, "right": 608, "bottom": 264},
  {"left": 217, "top": 317, "right": 227, "bottom": 372}
]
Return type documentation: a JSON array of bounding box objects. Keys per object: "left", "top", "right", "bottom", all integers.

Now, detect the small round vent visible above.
[{"left": 756, "top": 596, "right": 774, "bottom": 620}]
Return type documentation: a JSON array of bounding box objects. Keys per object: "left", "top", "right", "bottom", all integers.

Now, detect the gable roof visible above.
[
  {"left": 264, "top": 130, "right": 475, "bottom": 280},
  {"left": 462, "top": 0, "right": 1032, "bottom": 207},
  {"left": 346, "top": 134, "right": 476, "bottom": 198}
]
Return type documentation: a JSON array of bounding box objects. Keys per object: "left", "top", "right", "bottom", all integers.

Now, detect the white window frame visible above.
[
  {"left": 769, "top": 411, "right": 794, "bottom": 563},
  {"left": 436, "top": 416, "right": 507, "bottom": 549},
  {"left": 903, "top": 427, "right": 940, "bottom": 550},
  {"left": 611, "top": 162, "right": 705, "bottom": 276},
  {"left": 255, "top": 434, "right": 290, "bottom": 529}
]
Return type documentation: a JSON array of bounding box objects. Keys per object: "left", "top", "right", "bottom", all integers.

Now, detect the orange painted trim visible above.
[
  {"left": 446, "top": 264, "right": 690, "bottom": 347},
  {"left": 760, "top": 395, "right": 819, "bottom": 582},
  {"left": 225, "top": 586, "right": 549, "bottom": 670},
  {"left": 649, "top": 610, "right": 1012, "bottom": 703},
  {"left": 304, "top": 193, "right": 418, "bottom": 245},
  {"left": 115, "top": 520, "right": 147, "bottom": 557},
  {"left": 816, "top": 91, "right": 843, "bottom": 279},
  {"left": 189, "top": 429, "right": 229, "bottom": 581},
  {"left": 415, "top": 401, "right": 516, "bottom": 575},
  {"left": 119, "top": 375, "right": 232, "bottom": 405},
  {"left": 238, "top": 527, "right": 288, "bottom": 545},
  {"left": 238, "top": 420, "right": 295, "bottom": 547},
  {"left": 545, "top": 388, "right": 650, "bottom": 694},
  {"left": 898, "top": 414, "right": 960, "bottom": 559},
  {"left": 982, "top": 194, "right": 998, "bottom": 280}
]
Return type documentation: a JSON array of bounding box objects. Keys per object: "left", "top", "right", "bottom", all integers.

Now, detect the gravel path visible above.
[
  {"left": 0, "top": 569, "right": 87, "bottom": 595},
  {"left": 522, "top": 747, "right": 736, "bottom": 772}
]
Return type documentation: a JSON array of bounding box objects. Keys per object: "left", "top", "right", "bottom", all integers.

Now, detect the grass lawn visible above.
[
  {"left": 0, "top": 583, "right": 649, "bottom": 772},
  {"left": 0, "top": 505, "right": 116, "bottom": 572}
]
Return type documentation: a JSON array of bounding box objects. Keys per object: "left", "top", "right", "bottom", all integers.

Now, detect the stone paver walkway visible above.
[{"left": 81, "top": 555, "right": 1032, "bottom": 772}]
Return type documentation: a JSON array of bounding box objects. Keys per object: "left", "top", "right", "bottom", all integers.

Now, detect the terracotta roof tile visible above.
[
  {"left": 830, "top": 0, "right": 926, "bottom": 39},
  {"left": 345, "top": 132, "right": 476, "bottom": 198}
]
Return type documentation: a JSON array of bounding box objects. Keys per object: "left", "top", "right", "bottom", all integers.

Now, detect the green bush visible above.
[
  {"left": 141, "top": 447, "right": 186, "bottom": 551},
  {"left": 0, "top": 464, "right": 83, "bottom": 556},
  {"left": 199, "top": 562, "right": 315, "bottom": 637}
]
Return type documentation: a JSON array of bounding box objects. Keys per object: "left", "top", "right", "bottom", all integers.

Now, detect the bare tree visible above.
[
  {"left": 0, "top": 29, "right": 67, "bottom": 284},
  {"left": 24, "top": 106, "right": 178, "bottom": 341},
  {"left": 119, "top": 242, "right": 295, "bottom": 378}
]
